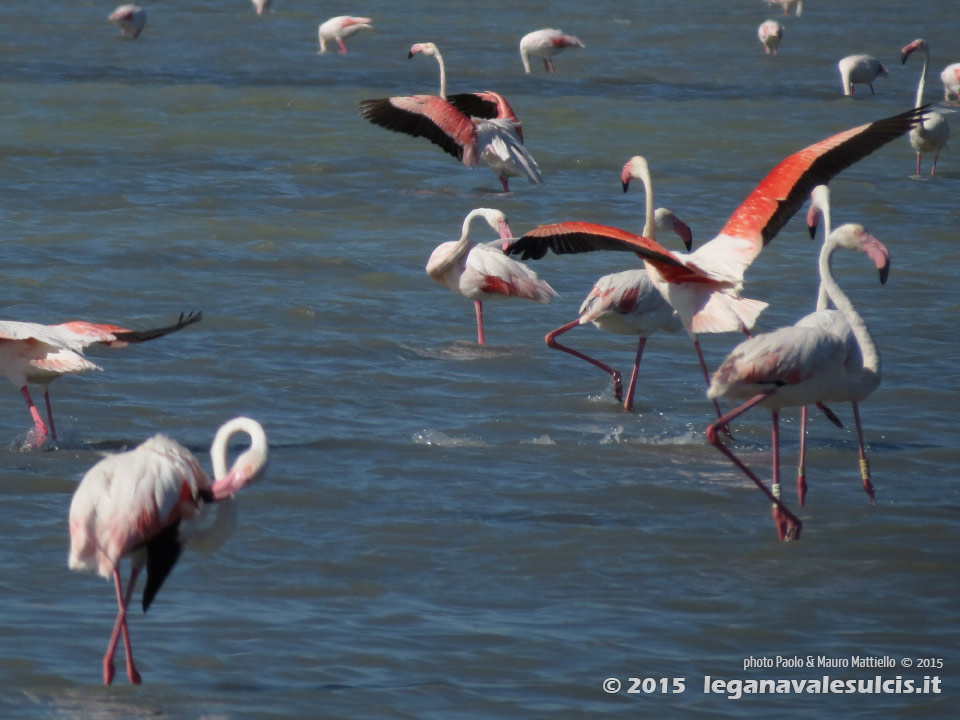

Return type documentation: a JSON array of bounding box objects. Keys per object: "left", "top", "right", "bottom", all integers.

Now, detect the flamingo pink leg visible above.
[
  {"left": 498, "top": 176, "right": 510, "bottom": 192},
  {"left": 851, "top": 401, "right": 876, "bottom": 503},
  {"left": 544, "top": 59, "right": 555, "bottom": 73},
  {"left": 797, "top": 405, "right": 808, "bottom": 505},
  {"left": 337, "top": 38, "right": 347, "bottom": 54},
  {"left": 19, "top": 386, "right": 49, "bottom": 444},
  {"left": 474, "top": 300, "right": 486, "bottom": 345},
  {"left": 693, "top": 338, "right": 732, "bottom": 437},
  {"left": 622, "top": 337, "right": 647, "bottom": 412},
  {"left": 929, "top": 153, "right": 940, "bottom": 176},
  {"left": 43, "top": 390, "right": 58, "bottom": 441},
  {"left": 916, "top": 153, "right": 922, "bottom": 176},
  {"left": 706, "top": 392, "right": 803, "bottom": 541},
  {"left": 545, "top": 320, "right": 624, "bottom": 403},
  {"left": 104, "top": 566, "right": 142, "bottom": 685}
]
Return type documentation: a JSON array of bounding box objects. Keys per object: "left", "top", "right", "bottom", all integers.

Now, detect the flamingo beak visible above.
[
  {"left": 805, "top": 205, "right": 821, "bottom": 239},
  {"left": 860, "top": 234, "right": 890, "bottom": 284},
  {"left": 620, "top": 165, "right": 632, "bottom": 193},
  {"left": 674, "top": 218, "right": 693, "bottom": 251},
  {"left": 498, "top": 219, "right": 512, "bottom": 240}
]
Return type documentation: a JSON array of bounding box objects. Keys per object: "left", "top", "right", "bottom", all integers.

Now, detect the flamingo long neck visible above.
[
  {"left": 914, "top": 48, "right": 928, "bottom": 109},
  {"left": 434, "top": 49, "right": 447, "bottom": 99},
  {"left": 636, "top": 164, "right": 656, "bottom": 240},
  {"left": 210, "top": 417, "right": 269, "bottom": 499},
  {"left": 815, "top": 203, "right": 833, "bottom": 312},
  {"left": 819, "top": 239, "right": 879, "bottom": 375}
]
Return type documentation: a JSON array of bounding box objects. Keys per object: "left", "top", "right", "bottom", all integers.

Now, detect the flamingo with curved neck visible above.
[{"left": 901, "top": 38, "right": 950, "bottom": 175}]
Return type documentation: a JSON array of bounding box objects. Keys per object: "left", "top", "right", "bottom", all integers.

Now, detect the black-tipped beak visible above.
[
  {"left": 407, "top": 51, "right": 414, "bottom": 59},
  {"left": 900, "top": 52, "right": 908, "bottom": 65},
  {"left": 621, "top": 181, "right": 629, "bottom": 193},
  {"left": 879, "top": 264, "right": 889, "bottom": 284},
  {"left": 807, "top": 225, "right": 817, "bottom": 240}
]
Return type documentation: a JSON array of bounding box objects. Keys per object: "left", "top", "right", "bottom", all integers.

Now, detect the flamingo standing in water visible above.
[
  {"left": 358, "top": 42, "right": 542, "bottom": 192},
  {"left": 942, "top": 63, "right": 960, "bottom": 103},
  {"left": 838, "top": 55, "right": 888, "bottom": 96},
  {"left": 764, "top": 0, "right": 803, "bottom": 15},
  {"left": 758, "top": 20, "right": 783, "bottom": 56},
  {"left": 545, "top": 201, "right": 692, "bottom": 411},
  {"left": 505, "top": 106, "right": 923, "bottom": 411},
  {"left": 706, "top": 221, "right": 888, "bottom": 541},
  {"left": 793, "top": 185, "right": 882, "bottom": 506},
  {"left": 519, "top": 29, "right": 585, "bottom": 73},
  {"left": 427, "top": 208, "right": 556, "bottom": 345},
  {"left": 318, "top": 16, "right": 372, "bottom": 54},
  {"left": 901, "top": 38, "right": 950, "bottom": 175},
  {"left": 108, "top": 5, "right": 146, "bottom": 39},
  {"left": 69, "top": 416, "right": 268, "bottom": 684},
  {"left": 0, "top": 312, "right": 201, "bottom": 448}
]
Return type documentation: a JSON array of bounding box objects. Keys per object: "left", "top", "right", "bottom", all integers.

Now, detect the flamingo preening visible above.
[
  {"left": 0, "top": 312, "right": 202, "bottom": 448},
  {"left": 426, "top": 208, "right": 557, "bottom": 345},
  {"left": 358, "top": 42, "right": 542, "bottom": 192},
  {"left": 68, "top": 416, "right": 268, "bottom": 684},
  {"left": 318, "top": 16, "right": 372, "bottom": 54},
  {"left": 838, "top": 55, "right": 888, "bottom": 96},
  {"left": 901, "top": 39, "right": 950, "bottom": 175},
  {"left": 758, "top": 20, "right": 783, "bottom": 56},
  {"left": 107, "top": 5, "right": 146, "bottom": 39},
  {"left": 519, "top": 29, "right": 585, "bottom": 73},
  {"left": 706, "top": 220, "right": 888, "bottom": 541}
]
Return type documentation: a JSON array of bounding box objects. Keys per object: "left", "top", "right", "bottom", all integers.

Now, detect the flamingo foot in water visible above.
[{"left": 611, "top": 371, "right": 623, "bottom": 403}]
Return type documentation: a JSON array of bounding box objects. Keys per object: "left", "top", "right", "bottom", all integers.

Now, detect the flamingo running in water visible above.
[
  {"left": 942, "top": 63, "right": 960, "bottom": 103},
  {"left": 519, "top": 29, "right": 585, "bottom": 73},
  {"left": 838, "top": 55, "right": 888, "bottom": 96},
  {"left": 793, "top": 185, "right": 882, "bottom": 506},
  {"left": 902, "top": 39, "right": 950, "bottom": 175},
  {"left": 545, "top": 203, "right": 691, "bottom": 411},
  {"left": 318, "top": 16, "right": 372, "bottom": 54},
  {"left": 108, "top": 5, "right": 146, "bottom": 39},
  {"left": 764, "top": 0, "right": 802, "bottom": 15},
  {"left": 758, "top": 20, "right": 783, "bottom": 56},
  {"left": 706, "top": 221, "right": 888, "bottom": 541},
  {"left": 0, "top": 312, "right": 201, "bottom": 448},
  {"left": 505, "top": 106, "right": 923, "bottom": 413},
  {"left": 426, "top": 208, "right": 557, "bottom": 345},
  {"left": 68, "top": 416, "right": 268, "bottom": 684},
  {"left": 358, "top": 42, "right": 542, "bottom": 192}
]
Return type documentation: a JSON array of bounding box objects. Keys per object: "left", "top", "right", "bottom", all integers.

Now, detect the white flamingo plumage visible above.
[
  {"left": 426, "top": 208, "right": 557, "bottom": 345},
  {"left": 706, "top": 221, "right": 888, "bottom": 541},
  {"left": 838, "top": 54, "right": 888, "bottom": 96},
  {"left": 942, "top": 63, "right": 960, "bottom": 103},
  {"left": 764, "top": 0, "right": 802, "bottom": 15},
  {"left": 251, "top": 0, "right": 272, "bottom": 15},
  {"left": 358, "top": 42, "right": 542, "bottom": 192},
  {"left": 758, "top": 20, "right": 783, "bottom": 56},
  {"left": 901, "top": 38, "right": 950, "bottom": 175},
  {"left": 108, "top": 5, "right": 146, "bottom": 39},
  {"left": 68, "top": 416, "right": 268, "bottom": 684},
  {"left": 519, "top": 29, "right": 585, "bottom": 73},
  {"left": 0, "top": 312, "right": 201, "bottom": 448},
  {"left": 318, "top": 16, "right": 372, "bottom": 54}
]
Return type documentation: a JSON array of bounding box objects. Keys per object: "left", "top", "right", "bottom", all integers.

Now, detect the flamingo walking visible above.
[
  {"left": 0, "top": 312, "right": 201, "bottom": 448},
  {"left": 758, "top": 20, "right": 783, "bottom": 56},
  {"left": 838, "top": 55, "right": 887, "bottom": 96},
  {"left": 942, "top": 63, "right": 960, "bottom": 103},
  {"left": 545, "top": 204, "right": 692, "bottom": 411},
  {"left": 318, "top": 16, "right": 372, "bottom": 54},
  {"left": 764, "top": 0, "right": 802, "bottom": 15},
  {"left": 706, "top": 221, "right": 889, "bottom": 541},
  {"left": 69, "top": 416, "right": 268, "bottom": 684},
  {"left": 108, "top": 5, "right": 146, "bottom": 39},
  {"left": 427, "top": 208, "right": 557, "bottom": 345},
  {"left": 519, "top": 29, "right": 585, "bottom": 73},
  {"left": 359, "top": 42, "right": 542, "bottom": 192},
  {"left": 251, "top": 0, "right": 272, "bottom": 15},
  {"left": 901, "top": 39, "right": 950, "bottom": 175}
]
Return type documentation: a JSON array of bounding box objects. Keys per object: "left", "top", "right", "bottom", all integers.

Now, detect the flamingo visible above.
[
  {"left": 318, "top": 16, "right": 372, "bottom": 54},
  {"left": 793, "top": 185, "right": 881, "bottom": 506},
  {"left": 519, "top": 29, "right": 585, "bottom": 73},
  {"left": 108, "top": 5, "right": 146, "bottom": 39},
  {"left": 545, "top": 204, "right": 692, "bottom": 411},
  {"left": 705, "top": 221, "right": 888, "bottom": 541},
  {"left": 902, "top": 39, "right": 950, "bottom": 176},
  {"left": 838, "top": 55, "right": 888, "bottom": 96},
  {"left": 251, "top": 0, "right": 272, "bottom": 15},
  {"left": 505, "top": 106, "right": 923, "bottom": 411},
  {"left": 0, "top": 312, "right": 201, "bottom": 448},
  {"left": 358, "top": 42, "right": 542, "bottom": 192},
  {"left": 758, "top": 20, "right": 783, "bottom": 56},
  {"left": 426, "top": 208, "right": 557, "bottom": 345},
  {"left": 764, "top": 0, "right": 802, "bottom": 16},
  {"left": 942, "top": 63, "right": 960, "bottom": 103},
  {"left": 68, "top": 416, "right": 268, "bottom": 684}
]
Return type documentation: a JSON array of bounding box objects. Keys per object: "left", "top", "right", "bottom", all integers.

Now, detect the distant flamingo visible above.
[
  {"left": 942, "top": 63, "right": 960, "bottom": 103},
  {"left": 901, "top": 39, "right": 950, "bottom": 175},
  {"left": 794, "top": 185, "right": 881, "bottom": 506},
  {"left": 764, "top": 0, "right": 802, "bottom": 15},
  {"left": 108, "top": 5, "right": 146, "bottom": 39},
  {"left": 318, "top": 16, "right": 372, "bottom": 54},
  {"left": 545, "top": 203, "right": 692, "bottom": 411},
  {"left": 519, "top": 29, "right": 585, "bottom": 73},
  {"left": 838, "top": 55, "right": 888, "bottom": 96},
  {"left": 427, "top": 208, "right": 557, "bottom": 344},
  {"left": 758, "top": 20, "right": 783, "bottom": 56},
  {"left": 251, "top": 0, "right": 272, "bottom": 15},
  {"left": 69, "top": 416, "right": 268, "bottom": 684},
  {"left": 706, "top": 221, "right": 889, "bottom": 541},
  {"left": 359, "top": 42, "right": 542, "bottom": 192},
  {"left": 0, "top": 312, "right": 201, "bottom": 448}
]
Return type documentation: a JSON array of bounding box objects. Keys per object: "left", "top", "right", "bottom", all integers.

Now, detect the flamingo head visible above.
[
  {"left": 620, "top": 155, "right": 650, "bottom": 193},
  {"left": 806, "top": 185, "right": 830, "bottom": 239},
  {"left": 463, "top": 208, "right": 511, "bottom": 247},
  {"left": 654, "top": 208, "right": 693, "bottom": 251},
  {"left": 901, "top": 38, "right": 927, "bottom": 65},
  {"left": 831, "top": 224, "right": 890, "bottom": 284},
  {"left": 409, "top": 42, "right": 439, "bottom": 59}
]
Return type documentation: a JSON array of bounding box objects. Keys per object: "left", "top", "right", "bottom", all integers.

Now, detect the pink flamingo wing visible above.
[{"left": 359, "top": 95, "right": 478, "bottom": 166}]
